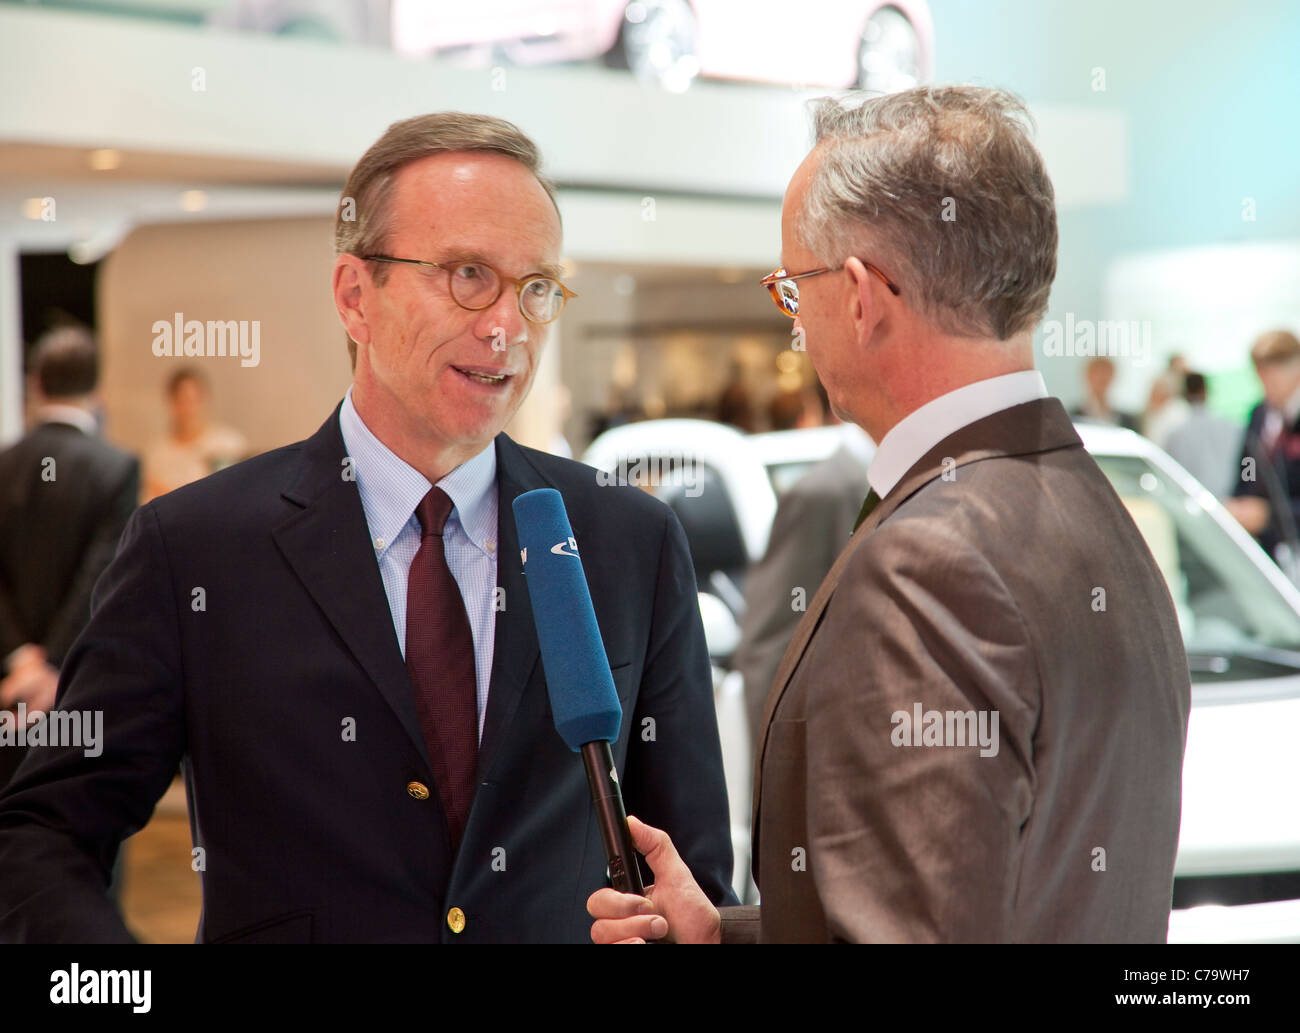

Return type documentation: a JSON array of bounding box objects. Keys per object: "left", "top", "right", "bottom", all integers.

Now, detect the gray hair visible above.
[
  {"left": 335, "top": 112, "right": 558, "bottom": 368},
  {"left": 798, "top": 85, "right": 1057, "bottom": 341}
]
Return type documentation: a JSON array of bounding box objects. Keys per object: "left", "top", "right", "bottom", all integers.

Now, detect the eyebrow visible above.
[{"left": 434, "top": 246, "right": 564, "bottom": 281}]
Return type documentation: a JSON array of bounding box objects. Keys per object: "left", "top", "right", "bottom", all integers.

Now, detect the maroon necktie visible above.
[{"left": 405, "top": 487, "right": 478, "bottom": 852}]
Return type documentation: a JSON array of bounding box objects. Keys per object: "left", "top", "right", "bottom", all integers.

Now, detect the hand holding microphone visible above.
[
  {"left": 513, "top": 488, "right": 719, "bottom": 943},
  {"left": 587, "top": 815, "right": 721, "bottom": 945},
  {"left": 513, "top": 488, "right": 644, "bottom": 895}
]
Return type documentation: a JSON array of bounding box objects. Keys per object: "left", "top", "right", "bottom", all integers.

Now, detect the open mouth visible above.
[{"left": 453, "top": 365, "right": 511, "bottom": 386}]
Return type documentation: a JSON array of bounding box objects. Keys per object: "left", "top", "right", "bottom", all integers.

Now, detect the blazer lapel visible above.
[
  {"left": 749, "top": 398, "right": 1082, "bottom": 836},
  {"left": 271, "top": 404, "right": 432, "bottom": 770},
  {"left": 475, "top": 434, "right": 545, "bottom": 781}
]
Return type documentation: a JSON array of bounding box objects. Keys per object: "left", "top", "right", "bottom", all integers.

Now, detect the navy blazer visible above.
[{"left": 0, "top": 405, "right": 736, "bottom": 942}]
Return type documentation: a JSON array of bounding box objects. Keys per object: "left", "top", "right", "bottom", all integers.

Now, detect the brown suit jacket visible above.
[{"left": 721, "top": 398, "right": 1190, "bottom": 943}]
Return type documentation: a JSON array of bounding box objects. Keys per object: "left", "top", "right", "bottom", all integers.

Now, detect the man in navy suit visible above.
[
  {"left": 1227, "top": 329, "right": 1300, "bottom": 562},
  {"left": 0, "top": 113, "right": 735, "bottom": 943}
]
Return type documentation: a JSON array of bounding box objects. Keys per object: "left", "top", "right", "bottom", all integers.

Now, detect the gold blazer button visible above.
[
  {"left": 406, "top": 781, "right": 430, "bottom": 800},
  {"left": 447, "top": 907, "right": 466, "bottom": 934}
]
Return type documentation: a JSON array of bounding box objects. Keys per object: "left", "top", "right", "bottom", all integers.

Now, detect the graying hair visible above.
[{"left": 798, "top": 85, "right": 1057, "bottom": 341}]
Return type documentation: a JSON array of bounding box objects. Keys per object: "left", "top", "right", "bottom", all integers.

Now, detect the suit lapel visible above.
[
  {"left": 749, "top": 398, "right": 1082, "bottom": 836},
  {"left": 271, "top": 404, "right": 432, "bottom": 770},
  {"left": 270, "top": 415, "right": 552, "bottom": 785},
  {"left": 475, "top": 434, "right": 545, "bottom": 781}
]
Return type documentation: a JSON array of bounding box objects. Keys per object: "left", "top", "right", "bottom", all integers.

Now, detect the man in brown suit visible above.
[{"left": 588, "top": 85, "right": 1190, "bottom": 944}]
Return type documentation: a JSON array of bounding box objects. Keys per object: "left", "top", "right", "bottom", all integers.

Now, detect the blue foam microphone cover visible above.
[{"left": 512, "top": 488, "right": 622, "bottom": 750}]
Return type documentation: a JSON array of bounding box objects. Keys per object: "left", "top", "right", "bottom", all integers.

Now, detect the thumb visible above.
[{"left": 626, "top": 815, "right": 687, "bottom": 882}]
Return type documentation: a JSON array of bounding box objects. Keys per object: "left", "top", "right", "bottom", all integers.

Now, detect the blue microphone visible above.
[{"left": 513, "top": 488, "right": 644, "bottom": 895}]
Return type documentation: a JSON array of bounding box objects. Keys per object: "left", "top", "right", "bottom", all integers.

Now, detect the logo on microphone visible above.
[{"left": 550, "top": 536, "right": 579, "bottom": 557}]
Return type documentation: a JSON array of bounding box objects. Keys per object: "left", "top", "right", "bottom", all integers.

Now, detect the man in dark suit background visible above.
[
  {"left": 0, "top": 113, "right": 735, "bottom": 943},
  {"left": 0, "top": 327, "right": 138, "bottom": 790},
  {"left": 1226, "top": 329, "right": 1300, "bottom": 565},
  {"left": 732, "top": 421, "right": 870, "bottom": 754},
  {"left": 589, "top": 85, "right": 1189, "bottom": 944}
]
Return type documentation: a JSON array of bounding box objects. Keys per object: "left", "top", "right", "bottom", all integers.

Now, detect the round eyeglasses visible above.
[
  {"left": 363, "top": 255, "right": 577, "bottom": 324},
  {"left": 759, "top": 262, "right": 901, "bottom": 318}
]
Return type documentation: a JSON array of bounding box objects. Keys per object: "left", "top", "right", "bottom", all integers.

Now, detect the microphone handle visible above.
[{"left": 580, "top": 740, "right": 645, "bottom": 896}]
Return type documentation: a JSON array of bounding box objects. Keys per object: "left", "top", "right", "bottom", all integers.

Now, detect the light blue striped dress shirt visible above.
[{"left": 338, "top": 389, "right": 499, "bottom": 741}]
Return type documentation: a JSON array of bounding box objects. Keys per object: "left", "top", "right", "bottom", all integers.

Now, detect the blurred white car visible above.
[
  {"left": 21, "top": 1, "right": 933, "bottom": 92},
  {"left": 392, "top": 0, "right": 934, "bottom": 92},
  {"left": 22, "top": 0, "right": 394, "bottom": 43},
  {"left": 584, "top": 417, "right": 1300, "bottom": 942}
]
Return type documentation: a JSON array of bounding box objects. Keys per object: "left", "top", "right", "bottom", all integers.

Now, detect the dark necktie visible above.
[
  {"left": 853, "top": 488, "right": 882, "bottom": 533},
  {"left": 406, "top": 487, "right": 478, "bottom": 853}
]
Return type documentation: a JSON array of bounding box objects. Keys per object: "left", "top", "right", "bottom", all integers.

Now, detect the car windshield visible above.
[{"left": 1092, "top": 453, "right": 1300, "bottom": 681}]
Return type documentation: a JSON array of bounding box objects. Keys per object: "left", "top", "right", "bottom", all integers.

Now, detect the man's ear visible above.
[
  {"left": 843, "top": 256, "right": 884, "bottom": 347},
  {"left": 333, "top": 255, "right": 371, "bottom": 348}
]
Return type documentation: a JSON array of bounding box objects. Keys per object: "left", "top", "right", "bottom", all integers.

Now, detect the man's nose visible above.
[{"left": 473, "top": 287, "right": 527, "bottom": 352}]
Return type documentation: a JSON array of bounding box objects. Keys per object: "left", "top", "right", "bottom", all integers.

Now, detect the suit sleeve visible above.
[
  {"left": 0, "top": 503, "right": 185, "bottom": 943},
  {"left": 734, "top": 482, "right": 844, "bottom": 747},
  {"left": 622, "top": 508, "right": 739, "bottom": 907},
  {"left": 41, "top": 455, "right": 141, "bottom": 667},
  {"left": 718, "top": 904, "right": 761, "bottom": 943},
  {"left": 804, "top": 516, "right": 1037, "bottom": 942}
]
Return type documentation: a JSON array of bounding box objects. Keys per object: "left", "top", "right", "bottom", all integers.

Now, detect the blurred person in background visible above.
[
  {"left": 1227, "top": 329, "right": 1300, "bottom": 562},
  {"left": 1163, "top": 371, "right": 1243, "bottom": 499},
  {"left": 141, "top": 367, "right": 248, "bottom": 502},
  {"left": 733, "top": 411, "right": 870, "bottom": 753},
  {"left": 715, "top": 366, "right": 757, "bottom": 432},
  {"left": 1070, "top": 356, "right": 1138, "bottom": 431},
  {"left": 1142, "top": 354, "right": 1191, "bottom": 448},
  {"left": 0, "top": 327, "right": 138, "bottom": 790},
  {"left": 588, "top": 384, "right": 640, "bottom": 440},
  {"left": 767, "top": 385, "right": 824, "bottom": 431}
]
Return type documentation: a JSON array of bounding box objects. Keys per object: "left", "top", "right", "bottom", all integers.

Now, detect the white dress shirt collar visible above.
[
  {"left": 867, "top": 370, "right": 1049, "bottom": 498},
  {"left": 37, "top": 403, "right": 98, "bottom": 436}
]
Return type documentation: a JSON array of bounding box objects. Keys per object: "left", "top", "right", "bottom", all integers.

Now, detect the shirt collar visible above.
[
  {"left": 437, "top": 438, "right": 497, "bottom": 553},
  {"left": 338, "top": 387, "right": 498, "bottom": 556},
  {"left": 37, "top": 404, "right": 98, "bottom": 436},
  {"left": 867, "top": 370, "right": 1048, "bottom": 498}
]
